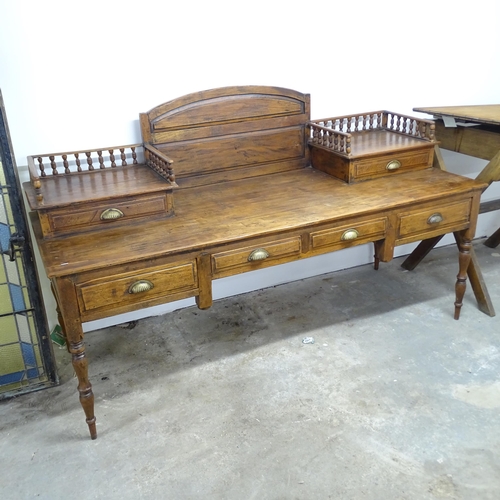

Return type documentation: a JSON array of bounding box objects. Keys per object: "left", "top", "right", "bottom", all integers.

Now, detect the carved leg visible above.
[
  {"left": 52, "top": 277, "right": 97, "bottom": 440},
  {"left": 453, "top": 233, "right": 495, "bottom": 317},
  {"left": 454, "top": 233, "right": 472, "bottom": 320},
  {"left": 69, "top": 340, "right": 97, "bottom": 439}
]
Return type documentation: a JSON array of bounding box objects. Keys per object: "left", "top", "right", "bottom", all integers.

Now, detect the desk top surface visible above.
[
  {"left": 413, "top": 105, "right": 500, "bottom": 126},
  {"left": 32, "top": 168, "right": 483, "bottom": 278}
]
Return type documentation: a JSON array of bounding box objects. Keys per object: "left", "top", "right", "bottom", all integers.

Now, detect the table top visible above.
[
  {"left": 414, "top": 105, "right": 500, "bottom": 126},
  {"left": 31, "top": 167, "right": 483, "bottom": 278}
]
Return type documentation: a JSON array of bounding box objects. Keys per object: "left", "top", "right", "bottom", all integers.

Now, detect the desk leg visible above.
[
  {"left": 52, "top": 277, "right": 97, "bottom": 440},
  {"left": 454, "top": 231, "right": 472, "bottom": 320},
  {"left": 401, "top": 235, "right": 495, "bottom": 317},
  {"left": 69, "top": 340, "right": 96, "bottom": 439},
  {"left": 454, "top": 233, "right": 496, "bottom": 317}
]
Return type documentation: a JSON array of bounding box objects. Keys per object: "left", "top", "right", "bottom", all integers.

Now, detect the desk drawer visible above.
[
  {"left": 212, "top": 237, "right": 301, "bottom": 276},
  {"left": 310, "top": 218, "right": 387, "bottom": 251},
  {"left": 397, "top": 199, "right": 471, "bottom": 241},
  {"left": 39, "top": 192, "right": 174, "bottom": 238},
  {"left": 353, "top": 149, "right": 433, "bottom": 180},
  {"left": 77, "top": 260, "right": 197, "bottom": 314}
]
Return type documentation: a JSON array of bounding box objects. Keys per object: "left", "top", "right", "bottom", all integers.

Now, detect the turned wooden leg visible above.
[
  {"left": 52, "top": 277, "right": 97, "bottom": 440},
  {"left": 69, "top": 340, "right": 97, "bottom": 439},
  {"left": 454, "top": 235, "right": 472, "bottom": 320}
]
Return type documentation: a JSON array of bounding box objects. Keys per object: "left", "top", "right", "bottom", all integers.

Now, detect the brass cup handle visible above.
[
  {"left": 100, "top": 208, "right": 124, "bottom": 221},
  {"left": 128, "top": 280, "right": 154, "bottom": 294},
  {"left": 386, "top": 160, "right": 401, "bottom": 171},
  {"left": 341, "top": 229, "right": 359, "bottom": 241},
  {"left": 427, "top": 213, "right": 444, "bottom": 225},
  {"left": 248, "top": 248, "right": 270, "bottom": 261}
]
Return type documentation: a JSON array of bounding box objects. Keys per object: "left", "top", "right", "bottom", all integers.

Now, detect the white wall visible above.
[{"left": 1, "top": 0, "right": 499, "bottom": 331}]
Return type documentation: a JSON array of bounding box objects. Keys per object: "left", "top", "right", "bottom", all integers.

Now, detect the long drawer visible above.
[
  {"left": 76, "top": 259, "right": 198, "bottom": 318},
  {"left": 212, "top": 236, "right": 302, "bottom": 277},
  {"left": 310, "top": 217, "right": 387, "bottom": 252},
  {"left": 397, "top": 198, "right": 472, "bottom": 243}
]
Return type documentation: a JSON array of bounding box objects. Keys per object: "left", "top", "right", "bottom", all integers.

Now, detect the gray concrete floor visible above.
[{"left": 1, "top": 240, "right": 500, "bottom": 500}]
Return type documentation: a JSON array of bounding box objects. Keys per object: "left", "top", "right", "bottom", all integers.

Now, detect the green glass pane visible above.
[
  {"left": 22, "top": 285, "right": 30, "bottom": 307},
  {"left": 0, "top": 315, "right": 19, "bottom": 344},
  {"left": 0, "top": 283, "right": 13, "bottom": 315},
  {"left": 0, "top": 200, "right": 7, "bottom": 224},
  {"left": 17, "top": 256, "right": 27, "bottom": 286},
  {"left": 0, "top": 381, "right": 23, "bottom": 392},
  {"left": 0, "top": 258, "right": 5, "bottom": 282},
  {"left": 35, "top": 343, "right": 43, "bottom": 368},
  {"left": 3, "top": 192, "right": 14, "bottom": 223},
  {"left": 0, "top": 343, "right": 24, "bottom": 375},
  {"left": 27, "top": 313, "right": 36, "bottom": 336}
]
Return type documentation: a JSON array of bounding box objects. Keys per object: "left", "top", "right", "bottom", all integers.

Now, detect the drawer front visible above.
[
  {"left": 212, "top": 237, "right": 301, "bottom": 275},
  {"left": 45, "top": 192, "right": 173, "bottom": 236},
  {"left": 398, "top": 199, "right": 471, "bottom": 240},
  {"left": 77, "top": 261, "right": 197, "bottom": 313},
  {"left": 311, "top": 218, "right": 387, "bottom": 251},
  {"left": 353, "top": 148, "right": 433, "bottom": 180}
]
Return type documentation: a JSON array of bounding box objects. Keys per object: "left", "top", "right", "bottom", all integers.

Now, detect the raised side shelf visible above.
[
  {"left": 24, "top": 144, "right": 176, "bottom": 238},
  {"left": 309, "top": 110, "right": 436, "bottom": 183}
]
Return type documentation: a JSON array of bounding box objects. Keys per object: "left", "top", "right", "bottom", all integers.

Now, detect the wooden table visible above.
[
  {"left": 401, "top": 105, "right": 500, "bottom": 317},
  {"left": 414, "top": 105, "right": 500, "bottom": 245}
]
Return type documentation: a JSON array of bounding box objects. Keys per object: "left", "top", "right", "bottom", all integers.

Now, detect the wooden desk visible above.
[
  {"left": 25, "top": 88, "right": 486, "bottom": 440},
  {"left": 401, "top": 105, "right": 500, "bottom": 316}
]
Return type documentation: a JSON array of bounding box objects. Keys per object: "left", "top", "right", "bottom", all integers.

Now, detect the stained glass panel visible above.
[{"left": 0, "top": 90, "right": 57, "bottom": 397}]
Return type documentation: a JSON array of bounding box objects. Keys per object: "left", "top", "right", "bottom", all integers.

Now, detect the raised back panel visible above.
[{"left": 140, "top": 86, "right": 310, "bottom": 188}]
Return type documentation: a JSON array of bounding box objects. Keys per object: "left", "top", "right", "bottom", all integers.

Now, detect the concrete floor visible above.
[{"left": 1, "top": 240, "right": 500, "bottom": 500}]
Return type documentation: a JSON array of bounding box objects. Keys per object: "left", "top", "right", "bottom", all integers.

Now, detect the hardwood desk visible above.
[
  {"left": 402, "top": 105, "right": 500, "bottom": 316},
  {"left": 24, "top": 87, "right": 486, "bottom": 440}
]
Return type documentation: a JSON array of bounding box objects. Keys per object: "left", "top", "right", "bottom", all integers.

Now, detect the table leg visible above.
[
  {"left": 454, "top": 233, "right": 496, "bottom": 317},
  {"left": 454, "top": 231, "right": 472, "bottom": 320},
  {"left": 69, "top": 339, "right": 97, "bottom": 439},
  {"left": 52, "top": 277, "right": 97, "bottom": 440}
]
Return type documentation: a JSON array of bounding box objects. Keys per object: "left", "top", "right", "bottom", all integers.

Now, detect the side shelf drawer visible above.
[
  {"left": 310, "top": 218, "right": 387, "bottom": 251},
  {"left": 39, "top": 192, "right": 173, "bottom": 237},
  {"left": 77, "top": 260, "right": 197, "bottom": 315},
  {"left": 212, "top": 237, "right": 301, "bottom": 275},
  {"left": 397, "top": 198, "right": 471, "bottom": 242},
  {"left": 353, "top": 148, "right": 433, "bottom": 180}
]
